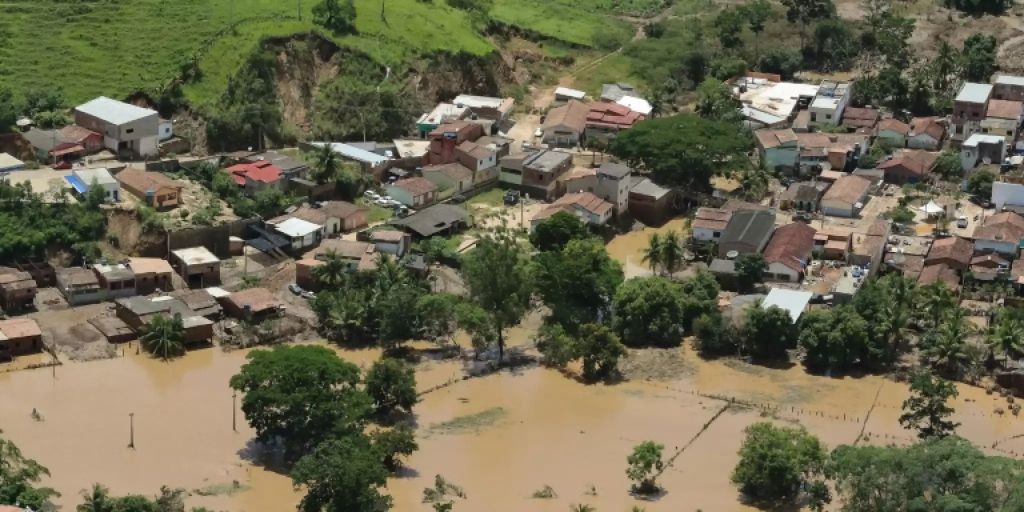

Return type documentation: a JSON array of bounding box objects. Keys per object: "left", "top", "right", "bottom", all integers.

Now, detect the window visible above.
[
  {"left": 825, "top": 114, "right": 831, "bottom": 120},
  {"left": 126, "top": 128, "right": 134, "bottom": 134}
]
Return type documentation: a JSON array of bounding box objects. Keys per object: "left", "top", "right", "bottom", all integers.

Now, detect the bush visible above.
[{"left": 732, "top": 422, "right": 828, "bottom": 505}]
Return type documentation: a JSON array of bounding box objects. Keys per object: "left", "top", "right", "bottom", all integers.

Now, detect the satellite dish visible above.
[{"left": 726, "top": 250, "right": 740, "bottom": 259}]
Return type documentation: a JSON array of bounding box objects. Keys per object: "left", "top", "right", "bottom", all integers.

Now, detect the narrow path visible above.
[
  {"left": 656, "top": 403, "right": 732, "bottom": 477},
  {"left": 854, "top": 381, "right": 885, "bottom": 445},
  {"left": 998, "top": 14, "right": 1024, "bottom": 62}
]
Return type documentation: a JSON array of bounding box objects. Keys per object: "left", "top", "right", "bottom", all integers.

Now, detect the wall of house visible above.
[
  {"left": 821, "top": 200, "right": 855, "bottom": 218},
  {"left": 975, "top": 238, "right": 1018, "bottom": 255},
  {"left": 907, "top": 134, "right": 939, "bottom": 150},
  {"left": 384, "top": 185, "right": 415, "bottom": 206},
  {"left": 766, "top": 262, "right": 800, "bottom": 282},
  {"left": 763, "top": 145, "right": 799, "bottom": 171},
  {"left": 994, "top": 83, "right": 1024, "bottom": 101},
  {"left": 628, "top": 193, "right": 671, "bottom": 225},
  {"left": 692, "top": 227, "right": 722, "bottom": 242},
  {"left": 1, "top": 335, "right": 42, "bottom": 357},
  {"left": 543, "top": 126, "right": 580, "bottom": 148},
  {"left": 993, "top": 181, "right": 1024, "bottom": 210},
  {"left": 596, "top": 174, "right": 630, "bottom": 215},
  {"left": 981, "top": 118, "right": 1019, "bottom": 139}
]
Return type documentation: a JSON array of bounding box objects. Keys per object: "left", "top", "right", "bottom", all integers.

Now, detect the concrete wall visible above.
[{"left": 167, "top": 218, "right": 259, "bottom": 259}]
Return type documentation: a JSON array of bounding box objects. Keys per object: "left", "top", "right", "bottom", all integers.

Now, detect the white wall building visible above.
[
  {"left": 808, "top": 81, "right": 851, "bottom": 127},
  {"left": 74, "top": 97, "right": 160, "bottom": 158}
]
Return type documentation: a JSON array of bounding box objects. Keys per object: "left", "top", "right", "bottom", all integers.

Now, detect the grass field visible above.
[{"left": 492, "top": 0, "right": 634, "bottom": 48}]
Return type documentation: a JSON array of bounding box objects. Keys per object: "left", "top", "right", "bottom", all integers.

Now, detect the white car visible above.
[
  {"left": 364, "top": 190, "right": 380, "bottom": 200},
  {"left": 386, "top": 199, "right": 403, "bottom": 207},
  {"left": 534, "top": 128, "right": 543, "bottom": 138},
  {"left": 374, "top": 197, "right": 391, "bottom": 206}
]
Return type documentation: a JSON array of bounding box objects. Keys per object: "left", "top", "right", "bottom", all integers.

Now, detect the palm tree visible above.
[
  {"left": 660, "top": 231, "right": 684, "bottom": 276},
  {"left": 78, "top": 484, "right": 114, "bottom": 512},
  {"left": 641, "top": 233, "right": 664, "bottom": 275},
  {"left": 311, "top": 144, "right": 340, "bottom": 185},
  {"left": 917, "top": 281, "right": 955, "bottom": 329},
  {"left": 882, "top": 275, "right": 916, "bottom": 358},
  {"left": 988, "top": 315, "right": 1024, "bottom": 366},
  {"left": 924, "top": 308, "right": 972, "bottom": 377},
  {"left": 312, "top": 251, "right": 350, "bottom": 289},
  {"left": 140, "top": 313, "right": 186, "bottom": 360}
]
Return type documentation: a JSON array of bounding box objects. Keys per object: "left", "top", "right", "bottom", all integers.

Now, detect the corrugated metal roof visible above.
[
  {"left": 312, "top": 142, "right": 389, "bottom": 166},
  {"left": 955, "top": 83, "right": 993, "bottom": 104},
  {"left": 75, "top": 96, "right": 157, "bottom": 125},
  {"left": 762, "top": 288, "right": 813, "bottom": 323}
]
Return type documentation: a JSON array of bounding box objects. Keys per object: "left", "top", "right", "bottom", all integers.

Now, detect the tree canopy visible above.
[
  {"left": 612, "top": 277, "right": 688, "bottom": 347},
  {"left": 732, "top": 422, "right": 829, "bottom": 507},
  {"left": 528, "top": 212, "right": 590, "bottom": 252},
  {"left": 532, "top": 238, "right": 623, "bottom": 327},
  {"left": 290, "top": 435, "right": 392, "bottom": 512},
  {"left": 460, "top": 228, "right": 532, "bottom": 362},
  {"left": 900, "top": 371, "right": 959, "bottom": 440},
  {"left": 365, "top": 358, "right": 417, "bottom": 417},
  {"left": 0, "top": 430, "right": 58, "bottom": 510}
]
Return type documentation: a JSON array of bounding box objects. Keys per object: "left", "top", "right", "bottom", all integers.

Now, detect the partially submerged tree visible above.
[
  {"left": 732, "top": 422, "right": 829, "bottom": 507},
  {"left": 612, "top": 277, "right": 687, "bottom": 347},
  {"left": 626, "top": 441, "right": 664, "bottom": 495},
  {"left": 899, "top": 370, "right": 959, "bottom": 440},
  {"left": 532, "top": 239, "right": 623, "bottom": 327},
  {"left": 365, "top": 358, "right": 417, "bottom": 416},
  {"left": 290, "top": 435, "right": 392, "bottom": 512},
  {"left": 529, "top": 211, "right": 589, "bottom": 252},
  {"left": 140, "top": 313, "right": 186, "bottom": 360},
  {"left": 0, "top": 430, "right": 58, "bottom": 510}
]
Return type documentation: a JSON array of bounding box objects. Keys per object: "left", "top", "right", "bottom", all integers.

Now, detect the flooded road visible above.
[
  {"left": 606, "top": 217, "right": 689, "bottom": 278},
  {"left": 1, "top": 340, "right": 1022, "bottom": 511}
]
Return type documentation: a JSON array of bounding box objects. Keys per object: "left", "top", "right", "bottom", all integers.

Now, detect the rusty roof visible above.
[
  {"left": 918, "top": 263, "right": 960, "bottom": 290},
  {"left": 754, "top": 128, "right": 798, "bottom": 149},
  {"left": 115, "top": 168, "right": 181, "bottom": 194},
  {"left": 878, "top": 118, "right": 910, "bottom": 135},
  {"left": 543, "top": 99, "right": 590, "bottom": 132},
  {"left": 909, "top": 117, "right": 945, "bottom": 140},
  {"left": 225, "top": 287, "right": 282, "bottom": 313},
  {"left": 128, "top": 257, "right": 174, "bottom": 276},
  {"left": 878, "top": 150, "right": 939, "bottom": 178},
  {"left": 763, "top": 222, "right": 817, "bottom": 272},
  {"left": 822, "top": 175, "right": 872, "bottom": 205},
  {"left": 974, "top": 211, "right": 1024, "bottom": 242},
  {"left": 842, "top": 107, "right": 879, "bottom": 128},
  {"left": 391, "top": 177, "right": 437, "bottom": 196},
  {"left": 925, "top": 236, "right": 973, "bottom": 267},
  {"left": 986, "top": 99, "right": 1024, "bottom": 120},
  {"left": 371, "top": 230, "right": 406, "bottom": 243},
  {"left": 553, "top": 191, "right": 613, "bottom": 217}
]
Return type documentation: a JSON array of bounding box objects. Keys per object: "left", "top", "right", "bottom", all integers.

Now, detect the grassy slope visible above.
[{"left": 491, "top": 0, "right": 634, "bottom": 48}]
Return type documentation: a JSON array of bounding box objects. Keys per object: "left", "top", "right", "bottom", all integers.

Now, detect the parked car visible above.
[
  {"left": 375, "top": 196, "right": 397, "bottom": 206},
  {"left": 957, "top": 216, "right": 969, "bottom": 229},
  {"left": 451, "top": 194, "right": 466, "bottom": 204},
  {"left": 363, "top": 190, "right": 380, "bottom": 200},
  {"left": 288, "top": 283, "right": 303, "bottom": 296},
  {"left": 504, "top": 190, "right": 521, "bottom": 206},
  {"left": 534, "top": 128, "right": 543, "bottom": 138}
]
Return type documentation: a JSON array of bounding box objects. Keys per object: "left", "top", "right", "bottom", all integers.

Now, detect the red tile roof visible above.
[
  {"left": 878, "top": 118, "right": 910, "bottom": 135},
  {"left": 878, "top": 150, "right": 939, "bottom": 178},
  {"left": 586, "top": 102, "right": 644, "bottom": 129},
  {"left": 392, "top": 177, "right": 437, "bottom": 196},
  {"left": 987, "top": 99, "right": 1024, "bottom": 120},
  {"left": 925, "top": 236, "right": 973, "bottom": 267},
  {"left": 754, "top": 128, "right": 798, "bottom": 149},
  {"left": 227, "top": 161, "right": 282, "bottom": 185},
  {"left": 909, "top": 117, "right": 945, "bottom": 141},
  {"left": 554, "top": 191, "right": 613, "bottom": 217},
  {"left": 842, "top": 107, "right": 880, "bottom": 129},
  {"left": 763, "top": 222, "right": 817, "bottom": 272},
  {"left": 974, "top": 212, "right": 1024, "bottom": 242},
  {"left": 918, "top": 263, "right": 960, "bottom": 290}
]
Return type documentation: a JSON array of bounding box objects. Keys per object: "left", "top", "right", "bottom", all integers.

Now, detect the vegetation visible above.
[
  {"left": 732, "top": 422, "right": 829, "bottom": 508},
  {"left": 626, "top": 441, "right": 664, "bottom": 495},
  {"left": 0, "top": 430, "right": 58, "bottom": 510},
  {"left": 76, "top": 485, "right": 195, "bottom": 512},
  {"left": 290, "top": 435, "right": 392, "bottom": 512},
  {"left": 365, "top": 358, "right": 418, "bottom": 416},
  {"left": 0, "top": 181, "right": 106, "bottom": 263},
  {"left": 313, "top": 0, "right": 358, "bottom": 35},
  {"left": 900, "top": 371, "right": 960, "bottom": 440},
  {"left": 140, "top": 314, "right": 188, "bottom": 361},
  {"left": 612, "top": 277, "right": 688, "bottom": 347},
  {"left": 537, "top": 323, "right": 626, "bottom": 382},
  {"left": 735, "top": 253, "right": 766, "bottom": 292},
  {"left": 641, "top": 231, "right": 686, "bottom": 276},
  {"left": 532, "top": 239, "right": 623, "bottom": 327},
  {"left": 742, "top": 304, "right": 797, "bottom": 360},
  {"left": 529, "top": 212, "right": 591, "bottom": 252}
]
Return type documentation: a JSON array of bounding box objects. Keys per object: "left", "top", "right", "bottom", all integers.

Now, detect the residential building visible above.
[
  {"left": 422, "top": 163, "right": 474, "bottom": 198},
  {"left": 563, "top": 167, "right": 598, "bottom": 195},
  {"left": 981, "top": 99, "right": 1024, "bottom": 140},
  {"left": 763, "top": 223, "right": 816, "bottom": 282},
  {"left": 600, "top": 83, "right": 638, "bottom": 102},
  {"left": 553, "top": 87, "right": 587, "bottom": 104},
  {"left": 919, "top": 263, "right": 961, "bottom": 290},
  {"left": 416, "top": 102, "right": 470, "bottom": 135},
  {"left": 56, "top": 267, "right": 103, "bottom": 305},
  {"left": 170, "top": 247, "right": 220, "bottom": 287},
  {"left": 542, "top": 100, "right": 589, "bottom": 148},
  {"left": 973, "top": 212, "right": 1024, "bottom": 255},
  {"left": 114, "top": 168, "right": 183, "bottom": 209},
  {"left": 876, "top": 118, "right": 910, "bottom": 147},
  {"left": 370, "top": 230, "right": 411, "bottom": 257},
  {"left": 93, "top": 263, "right": 137, "bottom": 299},
  {"left": 691, "top": 208, "right": 731, "bottom": 242},
  {"left": 595, "top": 162, "right": 632, "bottom": 215},
  {"left": 454, "top": 140, "right": 497, "bottom": 172},
  {"left": 735, "top": 78, "right": 818, "bottom": 128},
  {"left": 717, "top": 209, "right": 775, "bottom": 257},
  {"left": 532, "top": 192, "right": 614, "bottom": 229},
  {"left": 820, "top": 175, "right": 872, "bottom": 217},
  {"left": 226, "top": 161, "right": 282, "bottom": 194},
  {"left": 74, "top": 97, "right": 159, "bottom": 158},
  {"left": 961, "top": 133, "right": 1006, "bottom": 171},
  {"left": 0, "top": 318, "right": 43, "bottom": 360},
  {"left": 907, "top": 117, "right": 945, "bottom": 150},
  {"left": 521, "top": 150, "right": 573, "bottom": 200},
  {"left": 476, "top": 135, "right": 512, "bottom": 159},
  {"left": 993, "top": 177, "right": 1024, "bottom": 210},
  {"left": 779, "top": 181, "right": 828, "bottom": 211},
  {"left": 297, "top": 240, "right": 377, "bottom": 289},
  {"left": 220, "top": 288, "right": 283, "bottom": 322},
  {"left": 878, "top": 149, "right": 938, "bottom": 184},
  {"left": 244, "top": 150, "right": 309, "bottom": 179},
  {"left": 313, "top": 142, "right": 390, "bottom": 172},
  {"left": 970, "top": 252, "right": 1011, "bottom": 280},
  {"left": 754, "top": 129, "right": 799, "bottom": 171},
  {"left": 115, "top": 296, "right": 213, "bottom": 344},
  {"left": 952, "top": 82, "right": 993, "bottom": 140},
  {"left": 452, "top": 94, "right": 515, "bottom": 122},
  {"left": 127, "top": 258, "right": 174, "bottom": 294},
  {"left": 808, "top": 81, "right": 851, "bottom": 127},
  {"left": 424, "top": 121, "right": 484, "bottom": 165},
  {"left": 993, "top": 74, "right": 1024, "bottom": 101},
  {"left": 841, "top": 107, "right": 879, "bottom": 133},
  {"left": 584, "top": 102, "right": 645, "bottom": 143},
  {"left": 628, "top": 178, "right": 673, "bottom": 225},
  {"left": 762, "top": 288, "right": 814, "bottom": 323},
  {"left": 392, "top": 204, "right": 471, "bottom": 238},
  {"left": 0, "top": 153, "right": 22, "bottom": 173},
  {"left": 21, "top": 124, "right": 104, "bottom": 162},
  {"left": 66, "top": 168, "right": 119, "bottom": 202},
  {"left": 318, "top": 201, "right": 368, "bottom": 234},
  {"left": 924, "top": 236, "right": 973, "bottom": 270},
  {"left": 0, "top": 269, "right": 36, "bottom": 313},
  {"left": 270, "top": 217, "right": 324, "bottom": 252},
  {"left": 385, "top": 177, "right": 438, "bottom": 207},
  {"left": 392, "top": 139, "right": 431, "bottom": 160}
]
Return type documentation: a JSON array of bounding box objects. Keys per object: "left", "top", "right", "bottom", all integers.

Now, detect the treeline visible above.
[{"left": 0, "top": 180, "right": 107, "bottom": 263}]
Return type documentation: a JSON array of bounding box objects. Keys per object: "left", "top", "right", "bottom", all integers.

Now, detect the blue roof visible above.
[{"left": 65, "top": 175, "right": 87, "bottom": 194}]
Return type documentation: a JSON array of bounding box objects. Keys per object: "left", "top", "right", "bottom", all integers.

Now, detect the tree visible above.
[
  {"left": 536, "top": 323, "right": 577, "bottom": 369},
  {"left": 900, "top": 371, "right": 959, "bottom": 440},
  {"left": 370, "top": 423, "right": 418, "bottom": 472},
  {"left": 732, "top": 422, "right": 828, "bottom": 505},
  {"left": 811, "top": 19, "right": 857, "bottom": 72},
  {"left": 780, "top": 0, "right": 836, "bottom": 47},
  {"left": 931, "top": 150, "right": 962, "bottom": 182},
  {"left": 140, "top": 314, "right": 186, "bottom": 360},
  {"left": 757, "top": 48, "right": 802, "bottom": 79},
  {"left": 962, "top": 33, "right": 997, "bottom": 83},
  {"left": 312, "top": 0, "right": 357, "bottom": 34},
  {"left": 313, "top": 251, "right": 351, "bottom": 289},
  {"left": 626, "top": 441, "right": 664, "bottom": 494},
  {"left": 695, "top": 78, "right": 740, "bottom": 123},
  {"left": 311, "top": 144, "right": 341, "bottom": 185},
  {"left": 854, "top": 274, "right": 916, "bottom": 364},
  {"left": 0, "top": 430, "right": 58, "bottom": 510},
  {"left": 966, "top": 169, "right": 996, "bottom": 199},
  {"left": 460, "top": 228, "right": 532, "bottom": 363},
  {"left": 290, "top": 436, "right": 392, "bottom": 512},
  {"left": 735, "top": 253, "right": 766, "bottom": 292},
  {"left": 415, "top": 293, "right": 461, "bottom": 346},
  {"left": 313, "top": 66, "right": 416, "bottom": 142},
  {"left": 528, "top": 211, "right": 589, "bottom": 252},
  {"left": 78, "top": 484, "right": 114, "bottom": 512},
  {"left": 0, "top": 87, "right": 16, "bottom": 133},
  {"left": 742, "top": 0, "right": 773, "bottom": 60},
  {"left": 532, "top": 239, "right": 623, "bottom": 326},
  {"left": 916, "top": 281, "right": 957, "bottom": 330},
  {"left": 713, "top": 8, "right": 746, "bottom": 50},
  {"left": 455, "top": 302, "right": 498, "bottom": 357},
  {"left": 659, "top": 231, "right": 684, "bottom": 276},
  {"left": 678, "top": 271, "right": 721, "bottom": 332},
  {"left": 365, "top": 358, "right": 417, "bottom": 416},
  {"left": 743, "top": 304, "right": 796, "bottom": 360},
  {"left": 931, "top": 40, "right": 960, "bottom": 94},
  {"left": 988, "top": 312, "right": 1024, "bottom": 364},
  {"left": 922, "top": 307, "right": 972, "bottom": 378},
  {"left": 798, "top": 306, "right": 872, "bottom": 372},
  {"left": 641, "top": 233, "right": 663, "bottom": 274},
  {"left": 229, "top": 345, "right": 372, "bottom": 463},
  {"left": 874, "top": 12, "right": 914, "bottom": 68},
  {"left": 422, "top": 475, "right": 466, "bottom": 511},
  {"left": 575, "top": 323, "right": 626, "bottom": 382},
  {"left": 609, "top": 114, "right": 751, "bottom": 192},
  {"left": 612, "top": 277, "right": 687, "bottom": 347},
  {"left": 694, "top": 312, "right": 738, "bottom": 356}
]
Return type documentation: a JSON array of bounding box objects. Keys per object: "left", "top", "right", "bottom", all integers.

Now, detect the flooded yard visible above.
[
  {"left": 1, "top": 339, "right": 1023, "bottom": 511},
  {"left": 606, "top": 217, "right": 689, "bottom": 278}
]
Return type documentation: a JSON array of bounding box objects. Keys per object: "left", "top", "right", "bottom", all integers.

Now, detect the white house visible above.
[
  {"left": 761, "top": 288, "right": 814, "bottom": 323},
  {"left": 993, "top": 180, "right": 1024, "bottom": 210},
  {"left": 67, "top": 168, "right": 120, "bottom": 202},
  {"left": 961, "top": 134, "right": 1006, "bottom": 172},
  {"left": 807, "top": 81, "right": 851, "bottom": 127},
  {"left": 73, "top": 97, "right": 160, "bottom": 158},
  {"left": 691, "top": 208, "right": 731, "bottom": 242},
  {"left": 595, "top": 162, "right": 632, "bottom": 215},
  {"left": 0, "top": 153, "right": 25, "bottom": 172},
  {"left": 820, "top": 175, "right": 872, "bottom": 218},
  {"left": 271, "top": 217, "right": 324, "bottom": 251}
]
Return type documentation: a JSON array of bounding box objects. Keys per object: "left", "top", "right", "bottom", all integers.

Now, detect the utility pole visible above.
[
  {"left": 232, "top": 390, "right": 238, "bottom": 432},
  {"left": 128, "top": 413, "right": 135, "bottom": 449}
]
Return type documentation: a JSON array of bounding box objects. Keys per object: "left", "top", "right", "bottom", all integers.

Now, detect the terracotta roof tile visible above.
[{"left": 763, "top": 222, "right": 816, "bottom": 272}]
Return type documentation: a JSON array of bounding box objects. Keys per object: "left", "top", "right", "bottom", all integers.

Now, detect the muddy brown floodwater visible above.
[
  {"left": 606, "top": 217, "right": 689, "bottom": 278},
  {"left": 2, "top": 340, "right": 1023, "bottom": 511}
]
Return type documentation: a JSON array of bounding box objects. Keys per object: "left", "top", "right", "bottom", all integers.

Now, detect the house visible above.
[
  {"left": 452, "top": 94, "right": 515, "bottom": 122},
  {"left": 244, "top": 151, "right": 309, "bottom": 179},
  {"left": 313, "top": 142, "right": 390, "bottom": 172},
  {"left": 629, "top": 178, "right": 673, "bottom": 225},
  {"left": 842, "top": 107, "right": 879, "bottom": 133},
  {"left": 878, "top": 149, "right": 939, "bottom": 184},
  {"left": 74, "top": 97, "right": 160, "bottom": 158},
  {"left": 797, "top": 132, "right": 870, "bottom": 173},
  {"left": 981, "top": 99, "right": 1024, "bottom": 140},
  {"left": 25, "top": 125, "right": 104, "bottom": 162},
  {"left": 521, "top": 150, "right": 573, "bottom": 200},
  {"left": 115, "top": 296, "right": 213, "bottom": 344},
  {"left": 961, "top": 134, "right": 1006, "bottom": 171},
  {"left": 970, "top": 252, "right": 1011, "bottom": 279},
  {"left": 554, "top": 87, "right": 586, "bottom": 104},
  {"left": 542, "top": 100, "right": 589, "bottom": 148},
  {"left": 754, "top": 129, "right": 799, "bottom": 171},
  {"left": 585, "top": 102, "right": 645, "bottom": 143},
  {"left": 717, "top": 209, "right": 775, "bottom": 257},
  {"left": 853, "top": 220, "right": 890, "bottom": 269},
  {"left": 924, "top": 236, "right": 973, "bottom": 270},
  {"left": 973, "top": 212, "right": 1024, "bottom": 255},
  {"left": 691, "top": 208, "right": 732, "bottom": 242},
  {"left": 808, "top": 81, "right": 851, "bottom": 127},
  {"left": 370, "top": 230, "right": 411, "bottom": 257},
  {"left": 226, "top": 161, "right": 283, "bottom": 194},
  {"left": 127, "top": 258, "right": 174, "bottom": 294},
  {"left": 601, "top": 83, "right": 638, "bottom": 102},
  {"left": 422, "top": 163, "right": 474, "bottom": 198},
  {"left": 907, "top": 117, "right": 945, "bottom": 150},
  {"left": 876, "top": 118, "right": 911, "bottom": 147},
  {"left": 114, "top": 168, "right": 183, "bottom": 209},
  {"left": 476, "top": 135, "right": 513, "bottom": 159},
  {"left": 172, "top": 289, "right": 224, "bottom": 319},
  {"left": 820, "top": 175, "right": 872, "bottom": 217},
  {"left": 780, "top": 181, "right": 828, "bottom": 211},
  {"left": 918, "top": 263, "right": 961, "bottom": 290},
  {"left": 952, "top": 82, "right": 993, "bottom": 141},
  {"left": 392, "top": 139, "right": 432, "bottom": 160},
  {"left": 0, "top": 318, "right": 43, "bottom": 360},
  {"left": 595, "top": 162, "right": 632, "bottom": 215},
  {"left": 762, "top": 288, "right": 814, "bottom": 323},
  {"left": 66, "top": 168, "right": 119, "bottom": 202},
  {"left": 56, "top": 267, "right": 103, "bottom": 305},
  {"left": 170, "top": 247, "right": 220, "bottom": 287},
  {"left": 424, "top": 121, "right": 484, "bottom": 165},
  {"left": 297, "top": 240, "right": 377, "bottom": 289},
  {"left": 993, "top": 177, "right": 1024, "bottom": 210},
  {"left": 318, "top": 201, "right": 368, "bottom": 234},
  {"left": 736, "top": 79, "right": 819, "bottom": 128},
  {"left": 93, "top": 263, "right": 137, "bottom": 299},
  {"left": 0, "top": 153, "right": 24, "bottom": 173},
  {"left": 532, "top": 192, "right": 614, "bottom": 229},
  {"left": 454, "top": 140, "right": 497, "bottom": 173},
  {"left": 392, "top": 204, "right": 471, "bottom": 238},
  {"left": 794, "top": 132, "right": 834, "bottom": 172},
  {"left": 416, "top": 103, "right": 470, "bottom": 135},
  {"left": 270, "top": 217, "right": 324, "bottom": 252},
  {"left": 993, "top": 74, "right": 1024, "bottom": 101},
  {"left": 0, "top": 269, "right": 36, "bottom": 312},
  {"left": 385, "top": 177, "right": 438, "bottom": 207},
  {"left": 221, "top": 287, "right": 283, "bottom": 322}
]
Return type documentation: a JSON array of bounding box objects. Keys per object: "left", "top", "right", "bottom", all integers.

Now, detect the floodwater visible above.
[
  {"left": 1, "top": 340, "right": 1023, "bottom": 511},
  {"left": 606, "top": 217, "right": 689, "bottom": 278}
]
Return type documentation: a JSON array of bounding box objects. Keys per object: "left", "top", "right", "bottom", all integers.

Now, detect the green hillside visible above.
[{"left": 0, "top": 0, "right": 634, "bottom": 110}]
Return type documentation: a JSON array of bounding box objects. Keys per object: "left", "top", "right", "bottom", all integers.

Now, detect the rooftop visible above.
[
  {"left": 586, "top": 102, "right": 644, "bottom": 129},
  {"left": 908, "top": 117, "right": 945, "bottom": 140},
  {"left": 371, "top": 230, "right": 406, "bottom": 243},
  {"left": 754, "top": 128, "right": 798, "bottom": 149},
  {"left": 456, "top": 140, "right": 494, "bottom": 161},
  {"left": 737, "top": 81, "right": 819, "bottom": 119},
  {"left": 878, "top": 118, "right": 910, "bottom": 135},
  {"left": 273, "top": 217, "right": 323, "bottom": 238},
  {"left": 392, "top": 139, "right": 431, "bottom": 158},
  {"left": 720, "top": 209, "right": 775, "bottom": 249},
  {"left": 423, "top": 162, "right": 473, "bottom": 182},
  {"left": 986, "top": 99, "right": 1024, "bottom": 120},
  {"left": 543, "top": 100, "right": 589, "bottom": 132},
  {"left": 0, "top": 318, "right": 41, "bottom": 339},
  {"left": 629, "top": 178, "right": 670, "bottom": 200},
  {"left": 963, "top": 133, "right": 1006, "bottom": 147},
  {"left": 616, "top": 96, "right": 653, "bottom": 116},
  {"left": 692, "top": 207, "right": 732, "bottom": 231},
  {"left": 925, "top": 236, "right": 973, "bottom": 266},
  {"left": 115, "top": 168, "right": 181, "bottom": 193},
  {"left": 955, "top": 82, "right": 993, "bottom": 104},
  {"left": 553, "top": 191, "right": 613, "bottom": 217},
  {"left": 390, "top": 176, "right": 437, "bottom": 196},
  {"left": 597, "top": 162, "right": 631, "bottom": 179},
  {"left": 171, "top": 247, "right": 219, "bottom": 266},
  {"left": 309, "top": 239, "right": 375, "bottom": 260},
  {"left": 224, "top": 287, "right": 282, "bottom": 313},
  {"left": 452, "top": 94, "right": 512, "bottom": 110},
  {"left": 822, "top": 175, "right": 872, "bottom": 205},
  {"left": 311, "top": 142, "right": 389, "bottom": 166},
  {"left": 523, "top": 150, "right": 572, "bottom": 173},
  {"left": 75, "top": 96, "right": 157, "bottom": 125},
  {"left": 764, "top": 222, "right": 816, "bottom": 272},
  {"left": 995, "top": 74, "right": 1024, "bottom": 87},
  {"left": 762, "top": 288, "right": 813, "bottom": 323},
  {"left": 93, "top": 263, "right": 135, "bottom": 281},
  {"left": 392, "top": 204, "right": 470, "bottom": 238},
  {"left": 73, "top": 168, "right": 117, "bottom": 186},
  {"left": 418, "top": 102, "right": 469, "bottom": 126},
  {"left": 0, "top": 153, "right": 25, "bottom": 170},
  {"left": 601, "top": 83, "right": 637, "bottom": 102},
  {"left": 226, "top": 161, "right": 282, "bottom": 184},
  {"left": 554, "top": 87, "right": 586, "bottom": 100}
]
